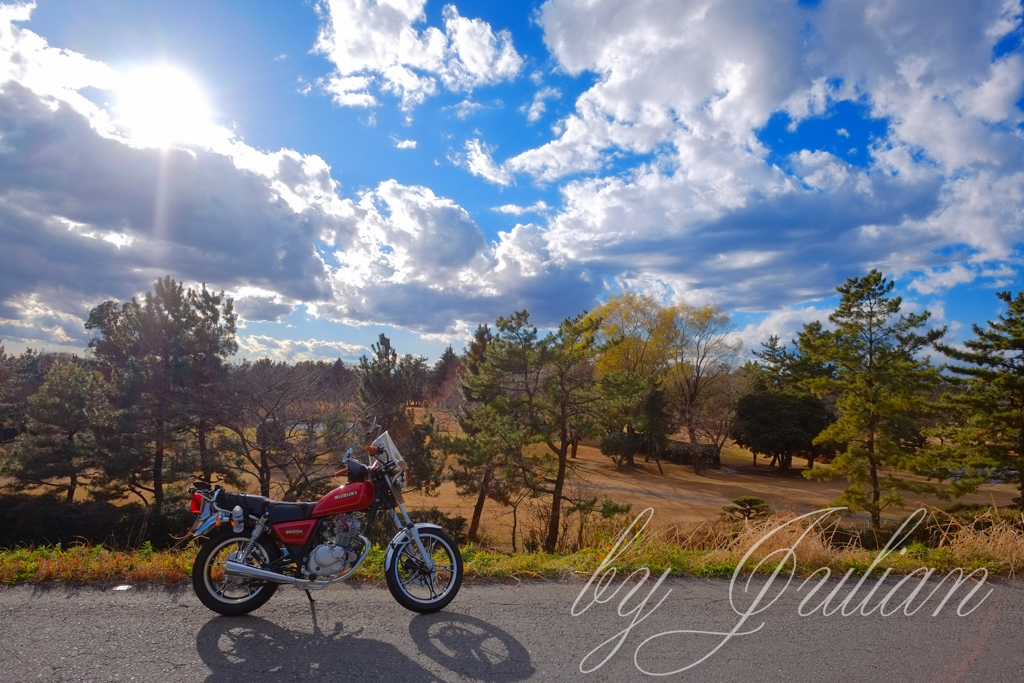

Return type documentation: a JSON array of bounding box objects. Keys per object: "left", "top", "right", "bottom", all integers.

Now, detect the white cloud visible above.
[
  {"left": 493, "top": 200, "right": 550, "bottom": 215},
  {"left": 909, "top": 262, "right": 1021, "bottom": 295},
  {"left": 0, "top": 12, "right": 347, "bottom": 347},
  {"left": 521, "top": 86, "right": 561, "bottom": 123},
  {"left": 4, "top": 0, "right": 1024, "bottom": 356},
  {"left": 448, "top": 98, "right": 483, "bottom": 119},
  {"left": 237, "top": 335, "right": 367, "bottom": 363},
  {"left": 314, "top": 0, "right": 522, "bottom": 110},
  {"left": 735, "top": 305, "right": 836, "bottom": 360},
  {"left": 456, "top": 138, "right": 512, "bottom": 185},
  {"left": 485, "top": 0, "right": 1024, "bottom": 312},
  {"left": 391, "top": 135, "right": 417, "bottom": 149}
]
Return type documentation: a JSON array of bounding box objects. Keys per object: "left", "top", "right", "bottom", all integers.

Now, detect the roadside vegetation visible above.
[
  {"left": 3, "top": 505, "right": 1023, "bottom": 585},
  {"left": 3, "top": 270, "right": 1024, "bottom": 585}
]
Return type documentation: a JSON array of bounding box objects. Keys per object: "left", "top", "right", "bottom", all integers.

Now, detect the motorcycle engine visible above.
[{"left": 305, "top": 514, "right": 362, "bottom": 578}]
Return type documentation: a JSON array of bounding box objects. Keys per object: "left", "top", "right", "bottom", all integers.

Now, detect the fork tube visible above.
[{"left": 389, "top": 474, "right": 434, "bottom": 570}]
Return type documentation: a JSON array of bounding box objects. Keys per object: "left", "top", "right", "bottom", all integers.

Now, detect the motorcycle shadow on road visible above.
[
  {"left": 409, "top": 612, "right": 535, "bottom": 682},
  {"left": 195, "top": 609, "right": 534, "bottom": 682}
]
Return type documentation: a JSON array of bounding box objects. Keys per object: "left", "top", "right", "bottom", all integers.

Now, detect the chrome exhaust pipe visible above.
[
  {"left": 224, "top": 535, "right": 371, "bottom": 587},
  {"left": 224, "top": 559, "right": 327, "bottom": 587}
]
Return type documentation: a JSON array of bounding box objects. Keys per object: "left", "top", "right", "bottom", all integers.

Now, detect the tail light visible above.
[{"left": 190, "top": 493, "right": 204, "bottom": 514}]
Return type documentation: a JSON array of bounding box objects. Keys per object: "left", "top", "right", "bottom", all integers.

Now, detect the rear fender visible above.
[{"left": 384, "top": 523, "right": 444, "bottom": 572}]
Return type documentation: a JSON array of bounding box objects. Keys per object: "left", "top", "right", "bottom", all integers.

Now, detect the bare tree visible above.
[
  {"left": 668, "top": 305, "right": 741, "bottom": 444},
  {"left": 215, "top": 360, "right": 361, "bottom": 500}
]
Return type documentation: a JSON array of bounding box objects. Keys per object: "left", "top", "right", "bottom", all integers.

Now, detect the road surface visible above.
[{"left": 1, "top": 574, "right": 1022, "bottom": 682}]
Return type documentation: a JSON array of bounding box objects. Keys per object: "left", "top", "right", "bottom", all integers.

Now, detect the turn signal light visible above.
[
  {"left": 365, "top": 445, "right": 378, "bottom": 455},
  {"left": 190, "top": 493, "right": 204, "bottom": 514}
]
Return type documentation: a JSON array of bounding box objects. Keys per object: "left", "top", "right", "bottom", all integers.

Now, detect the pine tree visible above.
[
  {"left": 3, "top": 359, "right": 113, "bottom": 501},
  {"left": 800, "top": 270, "right": 945, "bottom": 529},
  {"left": 358, "top": 334, "right": 408, "bottom": 431},
  {"left": 85, "top": 276, "right": 237, "bottom": 511},
  {"left": 929, "top": 290, "right": 1024, "bottom": 505}
]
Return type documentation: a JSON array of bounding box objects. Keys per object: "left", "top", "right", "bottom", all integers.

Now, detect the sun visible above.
[{"left": 113, "top": 64, "right": 214, "bottom": 147}]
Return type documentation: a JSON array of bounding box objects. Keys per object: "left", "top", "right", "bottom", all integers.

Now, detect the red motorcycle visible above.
[{"left": 186, "top": 430, "right": 463, "bottom": 616}]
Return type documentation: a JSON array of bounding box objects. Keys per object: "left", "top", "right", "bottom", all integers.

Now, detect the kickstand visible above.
[{"left": 305, "top": 589, "right": 321, "bottom": 633}]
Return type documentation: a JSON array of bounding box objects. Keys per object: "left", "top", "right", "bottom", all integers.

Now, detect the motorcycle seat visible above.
[
  {"left": 217, "top": 492, "right": 316, "bottom": 524},
  {"left": 266, "top": 501, "right": 316, "bottom": 525}
]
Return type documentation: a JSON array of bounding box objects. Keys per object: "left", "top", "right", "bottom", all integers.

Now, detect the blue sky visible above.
[{"left": 1, "top": 0, "right": 1023, "bottom": 364}]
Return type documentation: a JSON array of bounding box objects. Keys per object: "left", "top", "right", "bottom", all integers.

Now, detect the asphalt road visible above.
[{"left": 1, "top": 574, "right": 1022, "bottom": 682}]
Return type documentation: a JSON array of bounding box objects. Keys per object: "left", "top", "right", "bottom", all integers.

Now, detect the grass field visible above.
[{"left": 402, "top": 440, "right": 1020, "bottom": 551}]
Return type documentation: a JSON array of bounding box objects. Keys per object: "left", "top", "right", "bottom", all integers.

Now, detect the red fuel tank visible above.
[{"left": 311, "top": 481, "right": 375, "bottom": 517}]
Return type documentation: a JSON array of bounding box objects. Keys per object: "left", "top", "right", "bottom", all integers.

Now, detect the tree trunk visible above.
[
  {"left": 544, "top": 441, "right": 569, "bottom": 553},
  {"left": 260, "top": 448, "right": 271, "bottom": 497},
  {"left": 626, "top": 425, "right": 636, "bottom": 466},
  {"left": 868, "top": 454, "right": 881, "bottom": 530},
  {"left": 468, "top": 465, "right": 492, "bottom": 542},
  {"left": 570, "top": 432, "right": 579, "bottom": 459},
  {"left": 198, "top": 424, "right": 213, "bottom": 482},
  {"left": 512, "top": 501, "right": 520, "bottom": 557},
  {"left": 153, "top": 419, "right": 164, "bottom": 513},
  {"left": 66, "top": 471, "right": 77, "bottom": 502}
]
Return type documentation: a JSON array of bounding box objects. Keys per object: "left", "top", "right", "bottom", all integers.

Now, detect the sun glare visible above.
[{"left": 113, "top": 65, "right": 214, "bottom": 147}]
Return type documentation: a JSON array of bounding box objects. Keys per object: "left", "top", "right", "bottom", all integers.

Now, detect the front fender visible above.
[{"left": 384, "top": 523, "right": 445, "bottom": 571}]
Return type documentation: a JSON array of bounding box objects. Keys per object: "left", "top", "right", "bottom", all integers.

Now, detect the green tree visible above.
[
  {"left": 357, "top": 334, "right": 444, "bottom": 493},
  {"left": 398, "top": 353, "right": 431, "bottom": 404},
  {"left": 3, "top": 358, "right": 113, "bottom": 501},
  {"left": 445, "top": 311, "right": 603, "bottom": 552},
  {"left": 359, "top": 334, "right": 408, "bottom": 431},
  {"left": 429, "top": 345, "right": 463, "bottom": 410},
  {"left": 722, "top": 496, "right": 772, "bottom": 521},
  {"left": 444, "top": 315, "right": 536, "bottom": 543},
  {"left": 0, "top": 346, "right": 47, "bottom": 441},
  {"left": 597, "top": 372, "right": 670, "bottom": 470},
  {"left": 751, "top": 334, "right": 835, "bottom": 391},
  {"left": 85, "top": 276, "right": 237, "bottom": 511},
  {"left": 799, "top": 270, "right": 945, "bottom": 529},
  {"left": 928, "top": 290, "right": 1024, "bottom": 505},
  {"left": 590, "top": 292, "right": 676, "bottom": 468},
  {"left": 732, "top": 390, "right": 834, "bottom": 471}
]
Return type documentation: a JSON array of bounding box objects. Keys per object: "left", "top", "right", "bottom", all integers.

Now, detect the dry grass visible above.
[
  {"left": 0, "top": 544, "right": 196, "bottom": 584},
  {"left": 3, "top": 506, "right": 1023, "bottom": 585}
]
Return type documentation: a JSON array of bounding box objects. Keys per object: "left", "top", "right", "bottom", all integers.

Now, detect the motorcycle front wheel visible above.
[
  {"left": 192, "top": 527, "right": 281, "bottom": 616},
  {"left": 385, "top": 528, "right": 463, "bottom": 613}
]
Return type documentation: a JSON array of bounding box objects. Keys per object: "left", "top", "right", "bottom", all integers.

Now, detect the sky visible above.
[{"left": 1, "top": 0, "right": 1023, "bottom": 365}]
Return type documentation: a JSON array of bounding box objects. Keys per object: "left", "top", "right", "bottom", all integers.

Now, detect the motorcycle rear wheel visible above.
[
  {"left": 192, "top": 527, "right": 281, "bottom": 616},
  {"left": 385, "top": 528, "right": 463, "bottom": 613}
]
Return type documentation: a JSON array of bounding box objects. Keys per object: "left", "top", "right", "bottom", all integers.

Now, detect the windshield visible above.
[{"left": 374, "top": 431, "right": 407, "bottom": 472}]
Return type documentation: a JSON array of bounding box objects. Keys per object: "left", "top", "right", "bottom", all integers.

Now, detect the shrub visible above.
[
  {"left": 600, "top": 432, "right": 643, "bottom": 467},
  {"left": 722, "top": 496, "right": 772, "bottom": 521},
  {"left": 0, "top": 494, "right": 192, "bottom": 550}
]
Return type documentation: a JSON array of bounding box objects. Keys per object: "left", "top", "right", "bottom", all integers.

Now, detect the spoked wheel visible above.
[
  {"left": 192, "top": 527, "right": 281, "bottom": 616},
  {"left": 385, "top": 528, "right": 463, "bottom": 613}
]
